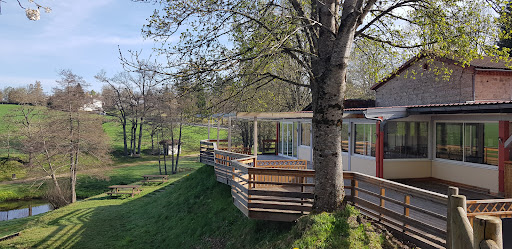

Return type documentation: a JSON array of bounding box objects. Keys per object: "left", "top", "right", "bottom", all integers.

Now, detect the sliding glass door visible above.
[{"left": 280, "top": 122, "right": 297, "bottom": 158}]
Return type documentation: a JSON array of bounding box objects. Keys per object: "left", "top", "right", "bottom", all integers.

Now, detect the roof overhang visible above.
[
  {"left": 407, "top": 103, "right": 512, "bottom": 115},
  {"left": 364, "top": 107, "right": 408, "bottom": 121},
  {"left": 236, "top": 112, "right": 313, "bottom": 121}
]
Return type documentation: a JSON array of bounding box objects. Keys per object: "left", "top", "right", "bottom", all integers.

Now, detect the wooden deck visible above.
[
  {"left": 200, "top": 139, "right": 450, "bottom": 248},
  {"left": 200, "top": 139, "right": 512, "bottom": 248}
]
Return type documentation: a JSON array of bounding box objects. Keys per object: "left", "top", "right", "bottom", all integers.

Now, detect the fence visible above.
[
  {"left": 448, "top": 187, "right": 503, "bottom": 249},
  {"left": 348, "top": 172, "right": 448, "bottom": 248},
  {"left": 231, "top": 157, "right": 316, "bottom": 222},
  {"left": 200, "top": 140, "right": 512, "bottom": 248}
]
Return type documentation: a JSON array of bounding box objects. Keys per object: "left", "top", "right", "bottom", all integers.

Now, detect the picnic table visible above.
[
  {"left": 141, "top": 175, "right": 169, "bottom": 184},
  {"left": 106, "top": 185, "right": 142, "bottom": 197}
]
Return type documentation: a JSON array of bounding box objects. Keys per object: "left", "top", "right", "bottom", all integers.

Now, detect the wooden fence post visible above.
[
  {"left": 450, "top": 194, "right": 474, "bottom": 249},
  {"left": 380, "top": 188, "right": 385, "bottom": 221},
  {"left": 473, "top": 215, "right": 502, "bottom": 249},
  {"left": 447, "top": 186, "right": 459, "bottom": 249},
  {"left": 403, "top": 195, "right": 410, "bottom": 233}
]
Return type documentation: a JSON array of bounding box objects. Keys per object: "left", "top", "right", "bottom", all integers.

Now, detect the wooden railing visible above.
[
  {"left": 348, "top": 172, "right": 448, "bottom": 248},
  {"left": 200, "top": 140, "right": 450, "bottom": 248},
  {"left": 231, "top": 157, "right": 317, "bottom": 222},
  {"left": 261, "top": 139, "right": 277, "bottom": 154},
  {"left": 484, "top": 147, "right": 498, "bottom": 166},
  {"left": 254, "top": 160, "right": 307, "bottom": 188},
  {"left": 354, "top": 141, "right": 375, "bottom": 156},
  {"left": 466, "top": 198, "right": 512, "bottom": 226},
  {"left": 214, "top": 150, "right": 253, "bottom": 184},
  {"left": 342, "top": 140, "right": 349, "bottom": 152},
  {"left": 200, "top": 140, "right": 217, "bottom": 166}
]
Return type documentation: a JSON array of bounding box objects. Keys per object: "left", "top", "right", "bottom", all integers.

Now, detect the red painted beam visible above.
[
  {"left": 376, "top": 120, "right": 384, "bottom": 178},
  {"left": 499, "top": 121, "right": 509, "bottom": 193},
  {"left": 376, "top": 121, "right": 380, "bottom": 177},
  {"left": 379, "top": 123, "right": 384, "bottom": 178},
  {"left": 276, "top": 122, "right": 280, "bottom": 155}
]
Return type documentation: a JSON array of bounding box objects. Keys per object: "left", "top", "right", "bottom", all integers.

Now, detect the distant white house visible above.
[{"left": 82, "top": 99, "right": 103, "bottom": 113}]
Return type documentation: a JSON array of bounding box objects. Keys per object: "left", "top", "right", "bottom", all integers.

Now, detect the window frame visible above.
[
  {"left": 299, "top": 122, "right": 312, "bottom": 147},
  {"left": 353, "top": 122, "right": 377, "bottom": 158},
  {"left": 384, "top": 121, "right": 429, "bottom": 159},
  {"left": 434, "top": 120, "right": 499, "bottom": 168}
]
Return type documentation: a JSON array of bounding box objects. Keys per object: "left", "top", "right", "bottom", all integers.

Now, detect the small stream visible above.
[{"left": 0, "top": 199, "right": 54, "bottom": 221}]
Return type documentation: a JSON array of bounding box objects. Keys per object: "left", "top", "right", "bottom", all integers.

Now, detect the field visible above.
[{"left": 0, "top": 104, "right": 226, "bottom": 200}]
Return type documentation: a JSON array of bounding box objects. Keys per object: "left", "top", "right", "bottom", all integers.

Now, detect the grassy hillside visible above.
[
  {"left": 0, "top": 164, "right": 392, "bottom": 249},
  {"left": 0, "top": 103, "right": 226, "bottom": 183}
]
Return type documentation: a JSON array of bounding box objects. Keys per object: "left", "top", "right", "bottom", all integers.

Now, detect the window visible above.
[
  {"left": 341, "top": 122, "right": 349, "bottom": 152},
  {"left": 354, "top": 123, "right": 376, "bottom": 157},
  {"left": 384, "top": 122, "right": 428, "bottom": 159},
  {"left": 300, "top": 123, "right": 311, "bottom": 146},
  {"left": 436, "top": 122, "right": 498, "bottom": 166}
]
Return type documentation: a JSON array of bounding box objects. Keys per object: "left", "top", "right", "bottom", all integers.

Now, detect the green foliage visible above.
[{"left": 0, "top": 184, "right": 43, "bottom": 202}]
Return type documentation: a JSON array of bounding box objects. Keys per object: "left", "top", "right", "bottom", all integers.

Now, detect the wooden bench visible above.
[
  {"left": 141, "top": 175, "right": 169, "bottom": 184},
  {"left": 106, "top": 185, "right": 142, "bottom": 197}
]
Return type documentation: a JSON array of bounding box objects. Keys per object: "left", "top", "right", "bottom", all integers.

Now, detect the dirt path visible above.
[
  {"left": 0, "top": 160, "right": 161, "bottom": 185},
  {"left": 0, "top": 154, "right": 201, "bottom": 185}
]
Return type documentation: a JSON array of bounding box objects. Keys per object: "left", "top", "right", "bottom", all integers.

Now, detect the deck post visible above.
[
  {"left": 447, "top": 186, "right": 459, "bottom": 249},
  {"left": 217, "top": 118, "right": 220, "bottom": 147},
  {"left": 473, "top": 216, "right": 503, "bottom": 249},
  {"left": 254, "top": 117, "right": 258, "bottom": 157},
  {"left": 376, "top": 120, "right": 384, "bottom": 178},
  {"left": 379, "top": 188, "right": 385, "bottom": 221},
  {"left": 403, "top": 195, "right": 410, "bottom": 233},
  {"left": 208, "top": 117, "right": 211, "bottom": 140},
  {"left": 228, "top": 116, "right": 232, "bottom": 152},
  {"left": 499, "top": 121, "right": 509, "bottom": 193}
]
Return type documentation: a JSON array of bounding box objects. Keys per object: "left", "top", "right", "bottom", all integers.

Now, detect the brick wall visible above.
[
  {"left": 375, "top": 58, "right": 474, "bottom": 107},
  {"left": 474, "top": 71, "right": 512, "bottom": 101}
]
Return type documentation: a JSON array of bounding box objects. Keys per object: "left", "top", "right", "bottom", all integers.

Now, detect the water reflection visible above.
[{"left": 0, "top": 200, "right": 54, "bottom": 221}]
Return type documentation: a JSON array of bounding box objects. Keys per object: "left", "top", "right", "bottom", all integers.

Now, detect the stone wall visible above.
[
  {"left": 475, "top": 71, "right": 512, "bottom": 101},
  {"left": 375, "top": 58, "right": 474, "bottom": 107}
]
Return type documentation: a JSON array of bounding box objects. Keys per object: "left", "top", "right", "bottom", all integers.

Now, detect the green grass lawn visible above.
[{"left": 0, "top": 162, "right": 390, "bottom": 249}]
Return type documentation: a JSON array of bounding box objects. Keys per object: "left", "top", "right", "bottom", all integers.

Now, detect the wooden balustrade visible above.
[
  {"left": 261, "top": 139, "right": 277, "bottom": 154},
  {"left": 201, "top": 141, "right": 453, "bottom": 248},
  {"left": 466, "top": 198, "right": 512, "bottom": 226},
  {"left": 231, "top": 158, "right": 318, "bottom": 221},
  {"left": 200, "top": 140, "right": 217, "bottom": 166},
  {"left": 349, "top": 172, "right": 448, "bottom": 249}
]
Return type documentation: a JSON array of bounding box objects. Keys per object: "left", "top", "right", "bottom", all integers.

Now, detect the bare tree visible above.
[{"left": 50, "top": 69, "right": 112, "bottom": 203}]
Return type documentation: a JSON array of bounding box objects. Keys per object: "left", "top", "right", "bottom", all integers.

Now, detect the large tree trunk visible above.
[
  {"left": 51, "top": 172, "right": 68, "bottom": 204},
  {"left": 311, "top": 0, "right": 360, "bottom": 212},
  {"left": 175, "top": 118, "right": 183, "bottom": 174},
  {"left": 170, "top": 120, "right": 175, "bottom": 174},
  {"left": 137, "top": 117, "right": 143, "bottom": 155},
  {"left": 122, "top": 119, "right": 128, "bottom": 156}
]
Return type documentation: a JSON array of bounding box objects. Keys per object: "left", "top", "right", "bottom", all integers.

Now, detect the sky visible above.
[{"left": 0, "top": 0, "right": 164, "bottom": 94}]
